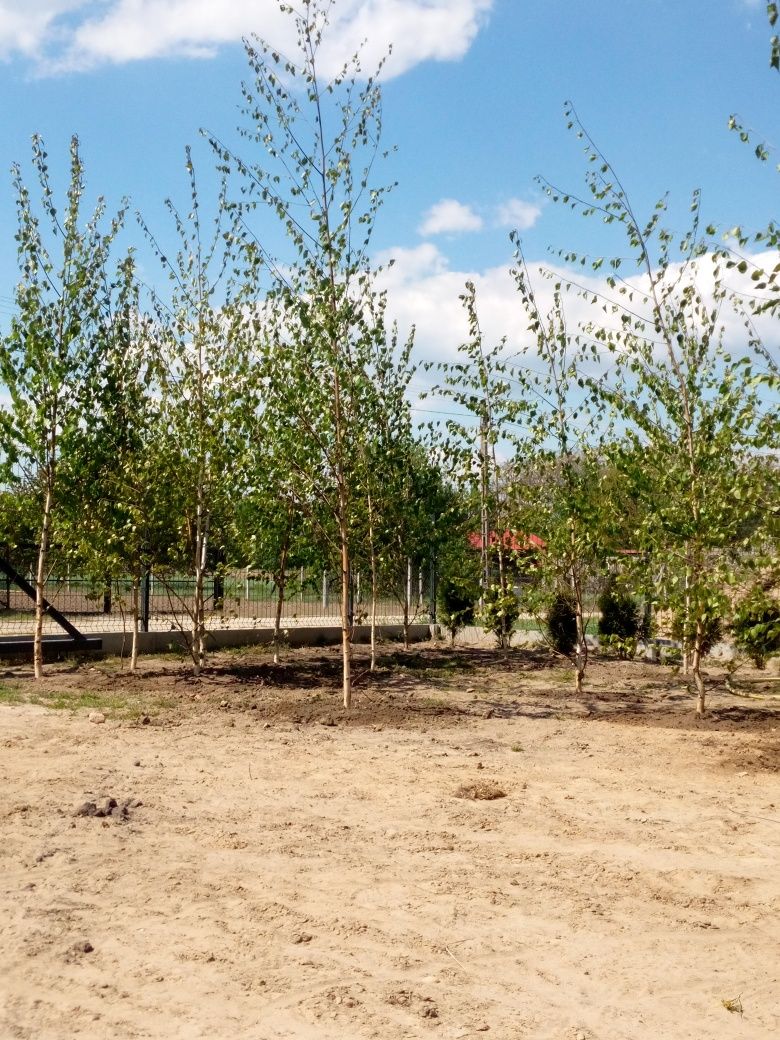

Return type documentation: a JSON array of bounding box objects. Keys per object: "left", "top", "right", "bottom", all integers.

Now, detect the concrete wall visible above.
[{"left": 99, "top": 624, "right": 434, "bottom": 656}]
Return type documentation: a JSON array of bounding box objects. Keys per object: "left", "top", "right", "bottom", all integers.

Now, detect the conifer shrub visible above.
[
  {"left": 546, "top": 592, "right": 577, "bottom": 655},
  {"left": 438, "top": 577, "right": 478, "bottom": 646},
  {"left": 597, "top": 576, "right": 641, "bottom": 659},
  {"left": 480, "top": 584, "right": 520, "bottom": 649}
]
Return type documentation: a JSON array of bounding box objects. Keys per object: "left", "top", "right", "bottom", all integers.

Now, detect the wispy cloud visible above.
[
  {"left": 495, "top": 197, "right": 542, "bottom": 231},
  {"left": 0, "top": 0, "right": 87, "bottom": 60},
  {"left": 377, "top": 243, "right": 780, "bottom": 376},
  {"left": 0, "top": 0, "right": 493, "bottom": 77},
  {"left": 418, "top": 198, "right": 484, "bottom": 236}
]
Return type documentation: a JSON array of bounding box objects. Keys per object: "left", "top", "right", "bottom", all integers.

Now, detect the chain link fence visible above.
[{"left": 0, "top": 563, "right": 436, "bottom": 639}]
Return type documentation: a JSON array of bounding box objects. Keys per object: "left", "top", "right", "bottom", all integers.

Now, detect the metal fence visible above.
[{"left": 0, "top": 565, "right": 436, "bottom": 638}]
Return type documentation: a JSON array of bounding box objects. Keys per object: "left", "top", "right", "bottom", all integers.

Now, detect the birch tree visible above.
[
  {"left": 140, "top": 150, "right": 249, "bottom": 674},
  {"left": 509, "top": 254, "right": 608, "bottom": 691},
  {"left": 66, "top": 255, "right": 178, "bottom": 670},
  {"left": 537, "top": 106, "right": 777, "bottom": 711},
  {"left": 0, "top": 137, "right": 124, "bottom": 676},
  {"left": 209, "top": 0, "right": 397, "bottom": 707},
  {"left": 426, "top": 282, "right": 523, "bottom": 650}
]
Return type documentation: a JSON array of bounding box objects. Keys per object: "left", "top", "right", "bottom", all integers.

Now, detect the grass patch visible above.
[
  {"left": 0, "top": 681, "right": 176, "bottom": 720},
  {"left": 35, "top": 689, "right": 130, "bottom": 713},
  {"left": 217, "top": 642, "right": 275, "bottom": 659},
  {"left": 513, "top": 618, "right": 544, "bottom": 633},
  {"left": 415, "top": 696, "right": 451, "bottom": 709},
  {"left": 0, "top": 684, "right": 25, "bottom": 705}
]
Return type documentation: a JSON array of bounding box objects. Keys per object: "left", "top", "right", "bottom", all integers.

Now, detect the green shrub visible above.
[
  {"left": 547, "top": 592, "right": 577, "bottom": 655},
  {"left": 599, "top": 633, "right": 639, "bottom": 660},
  {"left": 597, "top": 577, "right": 641, "bottom": 659},
  {"left": 480, "top": 584, "right": 520, "bottom": 649},
  {"left": 437, "top": 577, "right": 478, "bottom": 645},
  {"left": 598, "top": 577, "right": 640, "bottom": 638},
  {"left": 731, "top": 594, "right": 780, "bottom": 669}
]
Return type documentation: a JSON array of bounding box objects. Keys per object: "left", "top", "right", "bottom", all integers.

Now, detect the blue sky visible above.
[{"left": 0, "top": 0, "right": 778, "bottom": 362}]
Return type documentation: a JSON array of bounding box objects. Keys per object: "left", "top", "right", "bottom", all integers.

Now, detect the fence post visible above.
[
  {"left": 322, "top": 571, "right": 328, "bottom": 611},
  {"left": 141, "top": 568, "right": 151, "bottom": 633}
]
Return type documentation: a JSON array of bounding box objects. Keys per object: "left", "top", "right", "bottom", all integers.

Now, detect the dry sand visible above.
[{"left": 0, "top": 645, "right": 778, "bottom": 1039}]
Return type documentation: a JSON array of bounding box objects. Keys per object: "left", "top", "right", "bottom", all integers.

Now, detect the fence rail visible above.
[{"left": 0, "top": 566, "right": 435, "bottom": 637}]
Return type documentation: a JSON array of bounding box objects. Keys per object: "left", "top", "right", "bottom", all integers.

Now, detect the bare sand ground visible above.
[{"left": 0, "top": 644, "right": 778, "bottom": 1040}]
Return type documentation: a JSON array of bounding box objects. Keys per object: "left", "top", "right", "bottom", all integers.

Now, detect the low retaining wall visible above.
[{"left": 100, "top": 624, "right": 434, "bottom": 656}]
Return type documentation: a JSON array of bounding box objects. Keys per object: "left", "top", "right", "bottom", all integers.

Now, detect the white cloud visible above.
[
  {"left": 376, "top": 243, "right": 780, "bottom": 387},
  {"left": 0, "top": 0, "right": 493, "bottom": 77},
  {"left": 0, "top": 1, "right": 88, "bottom": 59},
  {"left": 418, "top": 198, "right": 483, "bottom": 236},
  {"left": 495, "top": 197, "right": 542, "bottom": 231},
  {"left": 315, "top": 0, "right": 494, "bottom": 80}
]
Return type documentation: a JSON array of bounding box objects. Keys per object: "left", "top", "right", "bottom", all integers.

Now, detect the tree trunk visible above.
[
  {"left": 272, "top": 532, "right": 290, "bottom": 666},
  {"left": 366, "top": 491, "right": 378, "bottom": 672},
  {"left": 192, "top": 501, "right": 209, "bottom": 676},
  {"left": 403, "top": 556, "right": 411, "bottom": 650},
  {"left": 131, "top": 572, "right": 140, "bottom": 673},
  {"left": 571, "top": 558, "right": 588, "bottom": 694},
  {"left": 575, "top": 663, "right": 585, "bottom": 695},
  {"left": 33, "top": 484, "right": 53, "bottom": 680},
  {"left": 340, "top": 526, "right": 351, "bottom": 708},
  {"left": 682, "top": 560, "right": 692, "bottom": 675},
  {"left": 692, "top": 618, "right": 706, "bottom": 714},
  {"left": 370, "top": 567, "right": 378, "bottom": 672},
  {"left": 497, "top": 544, "right": 509, "bottom": 651}
]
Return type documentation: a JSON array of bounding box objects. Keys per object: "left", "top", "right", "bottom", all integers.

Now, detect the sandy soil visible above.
[{"left": 1, "top": 644, "right": 778, "bottom": 1040}]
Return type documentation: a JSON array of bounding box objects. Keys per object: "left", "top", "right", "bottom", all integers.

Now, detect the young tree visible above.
[
  {"left": 426, "top": 282, "right": 523, "bottom": 650},
  {"left": 509, "top": 258, "right": 607, "bottom": 691},
  {"left": 0, "top": 137, "right": 125, "bottom": 676},
  {"left": 209, "top": 0, "right": 399, "bottom": 707},
  {"left": 536, "top": 107, "right": 777, "bottom": 711},
  {"left": 139, "top": 150, "right": 249, "bottom": 674},
  {"left": 64, "top": 255, "right": 179, "bottom": 670}
]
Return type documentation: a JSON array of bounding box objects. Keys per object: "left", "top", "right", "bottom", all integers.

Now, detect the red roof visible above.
[{"left": 468, "top": 530, "right": 546, "bottom": 553}]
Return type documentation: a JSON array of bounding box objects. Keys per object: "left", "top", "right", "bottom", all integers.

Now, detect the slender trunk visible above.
[
  {"left": 403, "top": 557, "right": 413, "bottom": 649},
  {"left": 332, "top": 358, "right": 351, "bottom": 708},
  {"left": 570, "top": 551, "right": 588, "bottom": 694},
  {"left": 367, "top": 492, "right": 378, "bottom": 672},
  {"left": 692, "top": 638, "right": 705, "bottom": 714},
  {"left": 497, "top": 544, "right": 508, "bottom": 650},
  {"left": 131, "top": 572, "right": 140, "bottom": 674},
  {"left": 33, "top": 483, "right": 54, "bottom": 680},
  {"left": 682, "top": 559, "right": 692, "bottom": 675},
  {"left": 370, "top": 561, "right": 378, "bottom": 672},
  {"left": 192, "top": 499, "right": 209, "bottom": 676},
  {"left": 273, "top": 531, "right": 291, "bottom": 666},
  {"left": 340, "top": 515, "right": 351, "bottom": 708},
  {"left": 479, "top": 418, "right": 489, "bottom": 608},
  {"left": 691, "top": 602, "right": 707, "bottom": 713}
]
